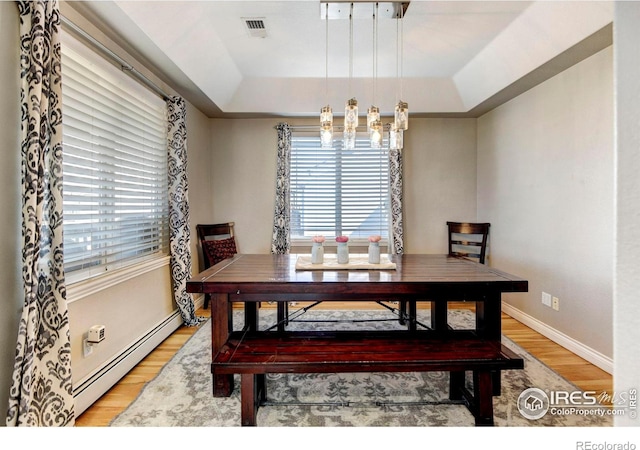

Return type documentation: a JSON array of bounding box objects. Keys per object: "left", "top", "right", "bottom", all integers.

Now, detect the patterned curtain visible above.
[
  {"left": 7, "top": 0, "right": 74, "bottom": 427},
  {"left": 271, "top": 123, "right": 291, "bottom": 254},
  {"left": 167, "top": 96, "right": 202, "bottom": 327},
  {"left": 389, "top": 148, "right": 405, "bottom": 254}
]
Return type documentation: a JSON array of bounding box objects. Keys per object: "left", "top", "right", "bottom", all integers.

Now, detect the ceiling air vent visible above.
[{"left": 243, "top": 18, "right": 267, "bottom": 38}]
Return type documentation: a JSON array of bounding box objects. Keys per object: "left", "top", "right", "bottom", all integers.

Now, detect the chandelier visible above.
[{"left": 321, "top": 2, "right": 408, "bottom": 151}]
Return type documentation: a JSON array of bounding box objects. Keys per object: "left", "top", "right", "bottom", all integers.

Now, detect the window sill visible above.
[{"left": 66, "top": 255, "right": 171, "bottom": 303}]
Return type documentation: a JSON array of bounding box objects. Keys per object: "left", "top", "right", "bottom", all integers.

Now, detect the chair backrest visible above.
[
  {"left": 447, "top": 221, "right": 490, "bottom": 264},
  {"left": 196, "top": 222, "right": 237, "bottom": 269}
]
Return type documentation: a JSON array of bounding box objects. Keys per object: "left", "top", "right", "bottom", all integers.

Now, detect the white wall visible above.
[
  {"left": 477, "top": 47, "right": 614, "bottom": 361},
  {"left": 209, "top": 117, "right": 478, "bottom": 255},
  {"left": 0, "top": 1, "right": 22, "bottom": 426}
]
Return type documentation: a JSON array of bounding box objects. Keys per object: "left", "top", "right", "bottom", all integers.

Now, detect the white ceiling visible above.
[{"left": 68, "top": 1, "right": 613, "bottom": 118}]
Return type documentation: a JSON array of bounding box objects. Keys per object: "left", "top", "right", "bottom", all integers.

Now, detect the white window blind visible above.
[
  {"left": 290, "top": 132, "right": 390, "bottom": 243},
  {"left": 61, "top": 33, "right": 169, "bottom": 283}
]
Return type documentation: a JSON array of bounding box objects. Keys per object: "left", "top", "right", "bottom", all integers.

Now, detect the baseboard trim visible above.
[
  {"left": 501, "top": 302, "right": 613, "bottom": 374},
  {"left": 73, "top": 310, "right": 184, "bottom": 416}
]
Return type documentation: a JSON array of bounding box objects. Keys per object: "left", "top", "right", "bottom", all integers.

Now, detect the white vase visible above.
[
  {"left": 368, "top": 242, "right": 380, "bottom": 264},
  {"left": 337, "top": 242, "right": 349, "bottom": 264},
  {"left": 311, "top": 243, "right": 324, "bottom": 264}
]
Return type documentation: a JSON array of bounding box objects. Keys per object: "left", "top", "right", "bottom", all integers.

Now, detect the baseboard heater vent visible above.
[{"left": 73, "top": 310, "right": 183, "bottom": 416}]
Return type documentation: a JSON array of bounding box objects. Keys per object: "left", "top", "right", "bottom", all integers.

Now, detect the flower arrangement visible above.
[
  {"left": 368, "top": 235, "right": 382, "bottom": 243},
  {"left": 335, "top": 236, "right": 349, "bottom": 243},
  {"left": 312, "top": 235, "right": 326, "bottom": 244}
]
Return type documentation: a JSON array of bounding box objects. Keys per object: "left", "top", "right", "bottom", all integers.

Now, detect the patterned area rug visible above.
[{"left": 110, "top": 308, "right": 612, "bottom": 427}]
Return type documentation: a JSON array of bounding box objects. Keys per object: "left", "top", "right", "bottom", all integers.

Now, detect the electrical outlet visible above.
[
  {"left": 542, "top": 292, "right": 552, "bottom": 307},
  {"left": 83, "top": 338, "right": 93, "bottom": 357},
  {"left": 552, "top": 296, "right": 560, "bottom": 311}
]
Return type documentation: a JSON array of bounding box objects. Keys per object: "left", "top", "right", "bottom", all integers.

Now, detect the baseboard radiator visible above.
[{"left": 72, "top": 310, "right": 184, "bottom": 417}]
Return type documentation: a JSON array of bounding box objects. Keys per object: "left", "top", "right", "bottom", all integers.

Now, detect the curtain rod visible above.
[{"left": 61, "top": 16, "right": 171, "bottom": 101}]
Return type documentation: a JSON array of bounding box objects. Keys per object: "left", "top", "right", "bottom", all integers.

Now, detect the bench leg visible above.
[
  {"left": 240, "top": 374, "right": 259, "bottom": 426},
  {"left": 473, "top": 371, "right": 494, "bottom": 426}
]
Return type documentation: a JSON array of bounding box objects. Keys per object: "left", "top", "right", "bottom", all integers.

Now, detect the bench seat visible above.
[{"left": 212, "top": 331, "right": 524, "bottom": 426}]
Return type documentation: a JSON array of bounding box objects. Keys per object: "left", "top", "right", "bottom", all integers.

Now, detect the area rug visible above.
[{"left": 110, "top": 308, "right": 612, "bottom": 427}]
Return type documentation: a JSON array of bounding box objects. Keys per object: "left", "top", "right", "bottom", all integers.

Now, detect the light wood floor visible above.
[{"left": 74, "top": 302, "right": 613, "bottom": 426}]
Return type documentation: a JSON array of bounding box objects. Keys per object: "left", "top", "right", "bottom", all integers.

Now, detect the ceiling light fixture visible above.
[
  {"left": 343, "top": 2, "right": 358, "bottom": 150},
  {"left": 320, "top": 3, "right": 333, "bottom": 148},
  {"left": 394, "top": 4, "right": 408, "bottom": 133},
  {"left": 368, "top": 3, "right": 382, "bottom": 149},
  {"left": 321, "top": 2, "right": 409, "bottom": 151}
]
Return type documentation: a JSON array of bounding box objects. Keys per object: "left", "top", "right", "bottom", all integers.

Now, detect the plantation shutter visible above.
[
  {"left": 61, "top": 33, "right": 169, "bottom": 282},
  {"left": 290, "top": 132, "right": 389, "bottom": 241}
]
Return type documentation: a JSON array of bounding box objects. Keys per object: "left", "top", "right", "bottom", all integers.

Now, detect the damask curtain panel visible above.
[
  {"left": 167, "top": 96, "right": 203, "bottom": 327},
  {"left": 7, "top": 0, "right": 75, "bottom": 426},
  {"left": 271, "top": 123, "right": 292, "bottom": 254},
  {"left": 389, "top": 148, "right": 405, "bottom": 255}
]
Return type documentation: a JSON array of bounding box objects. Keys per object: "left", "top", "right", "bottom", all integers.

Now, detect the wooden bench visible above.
[{"left": 212, "top": 331, "right": 524, "bottom": 426}]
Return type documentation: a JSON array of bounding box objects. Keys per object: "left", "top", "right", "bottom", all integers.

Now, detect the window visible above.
[
  {"left": 61, "top": 33, "right": 169, "bottom": 283},
  {"left": 290, "top": 131, "right": 390, "bottom": 244}
]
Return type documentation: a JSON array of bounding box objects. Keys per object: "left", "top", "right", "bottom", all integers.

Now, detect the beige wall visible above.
[
  {"left": 185, "top": 101, "right": 215, "bottom": 275},
  {"left": 0, "top": 1, "right": 21, "bottom": 426},
  {"left": 403, "top": 118, "right": 477, "bottom": 254},
  {"left": 208, "top": 117, "right": 479, "bottom": 255},
  {"left": 477, "top": 47, "right": 614, "bottom": 358}
]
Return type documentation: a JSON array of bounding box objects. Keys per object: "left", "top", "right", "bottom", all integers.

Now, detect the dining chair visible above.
[
  {"left": 447, "top": 221, "right": 491, "bottom": 264},
  {"left": 196, "top": 222, "right": 237, "bottom": 309}
]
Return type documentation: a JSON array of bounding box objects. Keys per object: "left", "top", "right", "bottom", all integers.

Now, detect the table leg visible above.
[
  {"left": 244, "top": 302, "right": 259, "bottom": 331},
  {"left": 277, "top": 302, "right": 288, "bottom": 332},
  {"left": 475, "top": 292, "right": 501, "bottom": 340},
  {"left": 408, "top": 300, "right": 418, "bottom": 331},
  {"left": 211, "top": 293, "right": 233, "bottom": 397},
  {"left": 449, "top": 371, "right": 465, "bottom": 400},
  {"left": 476, "top": 291, "right": 502, "bottom": 395},
  {"left": 431, "top": 300, "right": 448, "bottom": 334}
]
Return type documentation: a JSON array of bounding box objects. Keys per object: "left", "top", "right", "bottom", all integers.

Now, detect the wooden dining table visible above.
[{"left": 186, "top": 253, "right": 528, "bottom": 397}]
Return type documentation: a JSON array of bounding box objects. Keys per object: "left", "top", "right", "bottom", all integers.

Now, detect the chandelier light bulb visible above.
[
  {"left": 394, "top": 100, "right": 409, "bottom": 131},
  {"left": 390, "top": 124, "right": 403, "bottom": 150},
  {"left": 370, "top": 119, "right": 382, "bottom": 148},
  {"left": 321, "top": 105, "right": 333, "bottom": 124},
  {"left": 344, "top": 98, "right": 359, "bottom": 131},
  {"left": 343, "top": 127, "right": 356, "bottom": 150},
  {"left": 321, "top": 121, "right": 333, "bottom": 149},
  {"left": 367, "top": 106, "right": 380, "bottom": 134}
]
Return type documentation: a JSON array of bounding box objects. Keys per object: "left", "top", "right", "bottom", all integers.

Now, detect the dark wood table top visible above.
[{"left": 186, "top": 254, "right": 527, "bottom": 300}]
